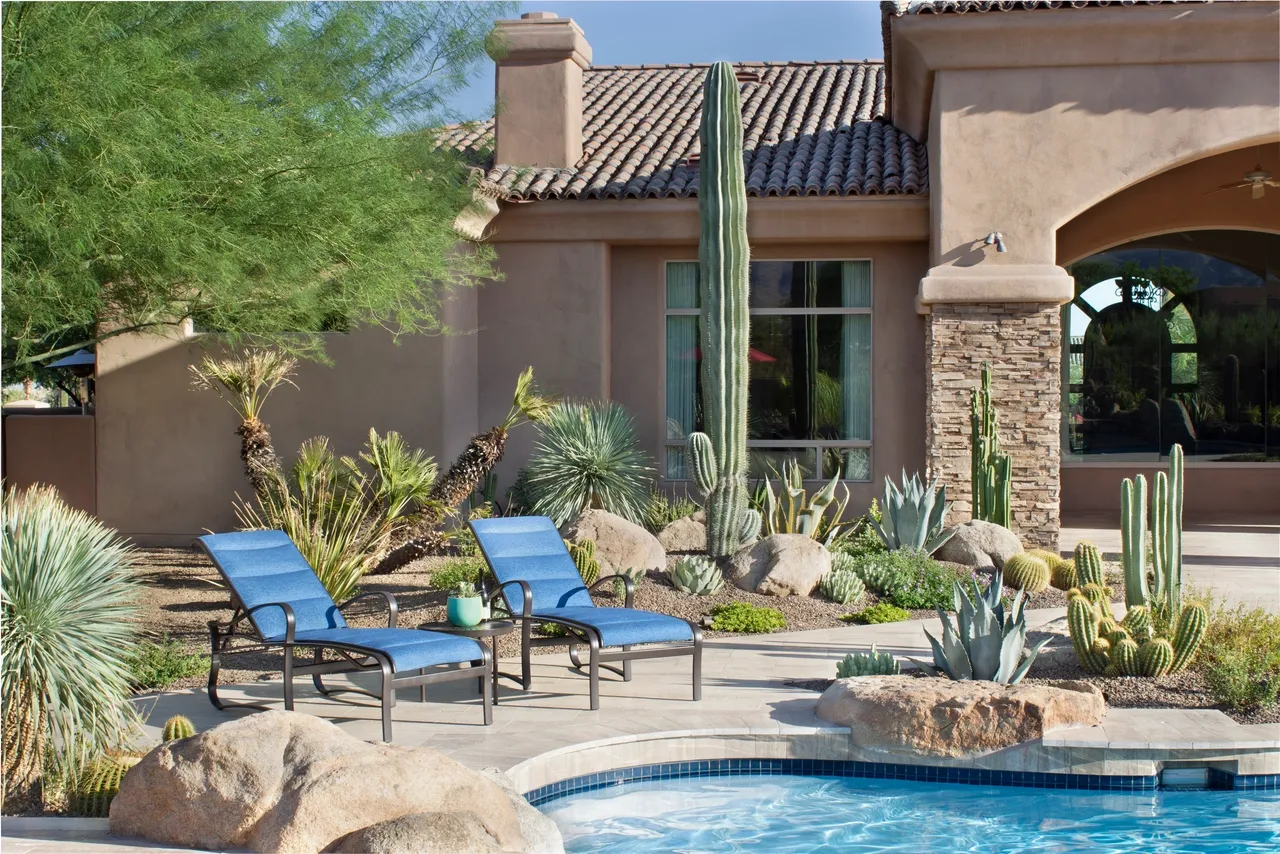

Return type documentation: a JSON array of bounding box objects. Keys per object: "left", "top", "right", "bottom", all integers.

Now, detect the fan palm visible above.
[
  {"left": 2, "top": 486, "right": 140, "bottom": 813},
  {"left": 525, "top": 401, "right": 655, "bottom": 526},
  {"left": 190, "top": 349, "right": 297, "bottom": 499}
]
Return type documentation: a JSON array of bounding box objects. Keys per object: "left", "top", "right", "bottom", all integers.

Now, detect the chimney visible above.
[{"left": 488, "top": 12, "right": 591, "bottom": 169}]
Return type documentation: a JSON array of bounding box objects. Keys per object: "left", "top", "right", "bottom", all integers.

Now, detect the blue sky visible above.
[{"left": 447, "top": 1, "right": 886, "bottom": 120}]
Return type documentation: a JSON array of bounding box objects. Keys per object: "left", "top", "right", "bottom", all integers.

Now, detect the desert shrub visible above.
[
  {"left": 450, "top": 504, "right": 492, "bottom": 556},
  {"left": 429, "top": 557, "right": 485, "bottom": 591},
  {"left": 126, "top": 637, "right": 206, "bottom": 692},
  {"left": 849, "top": 548, "right": 958, "bottom": 611},
  {"left": 2, "top": 486, "right": 140, "bottom": 811},
  {"left": 642, "top": 488, "right": 699, "bottom": 534},
  {"left": 1197, "top": 603, "right": 1280, "bottom": 712},
  {"left": 844, "top": 603, "right": 911, "bottom": 624},
  {"left": 708, "top": 602, "right": 786, "bottom": 634},
  {"left": 830, "top": 499, "right": 888, "bottom": 562},
  {"left": 524, "top": 401, "right": 655, "bottom": 526}
]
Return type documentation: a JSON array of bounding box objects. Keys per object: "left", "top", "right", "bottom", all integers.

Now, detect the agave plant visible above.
[
  {"left": 2, "top": 486, "right": 141, "bottom": 812},
  {"left": 871, "top": 470, "right": 955, "bottom": 554},
  {"left": 525, "top": 401, "right": 655, "bottom": 526},
  {"left": 669, "top": 556, "right": 725, "bottom": 595},
  {"left": 190, "top": 349, "right": 298, "bottom": 499},
  {"left": 753, "top": 459, "right": 855, "bottom": 545},
  {"left": 910, "top": 568, "right": 1050, "bottom": 685}
]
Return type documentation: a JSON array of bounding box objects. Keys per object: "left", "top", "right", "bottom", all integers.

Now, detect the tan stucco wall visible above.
[
  {"left": 95, "top": 319, "right": 471, "bottom": 545},
  {"left": 3, "top": 414, "right": 97, "bottom": 515},
  {"left": 1062, "top": 464, "right": 1280, "bottom": 519}
]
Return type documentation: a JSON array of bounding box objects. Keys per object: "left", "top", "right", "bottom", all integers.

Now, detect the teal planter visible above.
[{"left": 447, "top": 595, "right": 484, "bottom": 627}]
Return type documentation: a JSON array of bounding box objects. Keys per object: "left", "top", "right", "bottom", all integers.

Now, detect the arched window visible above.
[{"left": 1064, "top": 230, "right": 1279, "bottom": 462}]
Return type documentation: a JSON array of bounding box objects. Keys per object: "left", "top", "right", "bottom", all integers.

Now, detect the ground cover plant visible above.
[
  {"left": 428, "top": 558, "right": 485, "bottom": 592},
  {"left": 843, "top": 603, "right": 911, "bottom": 625},
  {"left": 708, "top": 602, "right": 786, "bottom": 634},
  {"left": 2, "top": 486, "right": 140, "bottom": 813},
  {"left": 1196, "top": 601, "right": 1280, "bottom": 712},
  {"left": 848, "top": 548, "right": 960, "bottom": 611},
  {"left": 126, "top": 637, "right": 206, "bottom": 693}
]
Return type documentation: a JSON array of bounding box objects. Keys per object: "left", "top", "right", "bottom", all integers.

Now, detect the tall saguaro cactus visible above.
[
  {"left": 970, "top": 362, "right": 1011, "bottom": 528},
  {"left": 686, "top": 62, "right": 760, "bottom": 557}
]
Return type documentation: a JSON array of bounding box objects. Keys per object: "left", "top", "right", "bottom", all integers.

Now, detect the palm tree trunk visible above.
[{"left": 238, "top": 417, "right": 280, "bottom": 500}]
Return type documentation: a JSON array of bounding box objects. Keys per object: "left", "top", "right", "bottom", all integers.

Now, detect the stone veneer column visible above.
[{"left": 920, "top": 266, "right": 1073, "bottom": 550}]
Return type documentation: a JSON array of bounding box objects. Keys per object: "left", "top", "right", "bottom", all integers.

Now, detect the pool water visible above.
[{"left": 540, "top": 774, "right": 1280, "bottom": 853}]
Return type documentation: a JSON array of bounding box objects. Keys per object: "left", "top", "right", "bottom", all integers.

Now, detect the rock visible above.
[
  {"left": 935, "top": 519, "right": 1022, "bottom": 571},
  {"left": 727, "top": 534, "right": 830, "bottom": 597},
  {"left": 332, "top": 812, "right": 504, "bottom": 853},
  {"left": 658, "top": 516, "right": 706, "bottom": 553},
  {"left": 562, "top": 509, "right": 665, "bottom": 577},
  {"left": 481, "top": 769, "right": 564, "bottom": 854},
  {"left": 1161, "top": 397, "right": 1196, "bottom": 452},
  {"left": 109, "top": 711, "right": 536, "bottom": 854},
  {"left": 816, "top": 676, "right": 1106, "bottom": 758}
]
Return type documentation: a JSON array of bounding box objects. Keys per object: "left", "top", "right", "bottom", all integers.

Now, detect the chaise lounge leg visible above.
[
  {"left": 622, "top": 645, "right": 632, "bottom": 682},
  {"left": 378, "top": 656, "right": 394, "bottom": 743},
  {"left": 692, "top": 625, "right": 703, "bottom": 701},
  {"left": 283, "top": 645, "right": 295, "bottom": 711},
  {"left": 207, "top": 621, "right": 226, "bottom": 710},
  {"left": 520, "top": 618, "right": 532, "bottom": 690},
  {"left": 481, "top": 650, "right": 493, "bottom": 726},
  {"left": 588, "top": 635, "right": 600, "bottom": 711}
]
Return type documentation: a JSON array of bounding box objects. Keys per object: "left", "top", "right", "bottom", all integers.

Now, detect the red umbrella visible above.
[{"left": 684, "top": 347, "right": 776, "bottom": 363}]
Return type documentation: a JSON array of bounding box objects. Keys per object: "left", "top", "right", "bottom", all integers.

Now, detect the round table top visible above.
[{"left": 419, "top": 619, "right": 516, "bottom": 638}]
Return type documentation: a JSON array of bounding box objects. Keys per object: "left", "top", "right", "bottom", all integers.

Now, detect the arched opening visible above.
[{"left": 1064, "top": 230, "right": 1280, "bottom": 463}]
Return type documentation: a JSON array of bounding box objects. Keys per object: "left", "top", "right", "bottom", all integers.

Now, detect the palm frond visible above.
[
  {"left": 360, "top": 429, "right": 437, "bottom": 521},
  {"left": 189, "top": 349, "right": 297, "bottom": 422},
  {"left": 503, "top": 366, "right": 557, "bottom": 430}
]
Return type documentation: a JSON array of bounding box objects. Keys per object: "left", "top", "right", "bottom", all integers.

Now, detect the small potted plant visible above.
[{"left": 448, "top": 580, "right": 484, "bottom": 628}]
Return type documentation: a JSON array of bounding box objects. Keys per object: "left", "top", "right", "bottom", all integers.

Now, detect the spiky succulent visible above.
[
  {"left": 909, "top": 568, "right": 1049, "bottom": 684},
  {"left": 161, "top": 715, "right": 197, "bottom": 742},
  {"left": 1003, "top": 553, "right": 1050, "bottom": 594},
  {"left": 819, "top": 569, "right": 866, "bottom": 606},
  {"left": 669, "top": 556, "right": 725, "bottom": 595},
  {"left": 67, "top": 752, "right": 142, "bottom": 818},
  {"left": 525, "top": 401, "right": 655, "bottom": 526},
  {"left": 566, "top": 539, "right": 601, "bottom": 586},
  {"left": 871, "top": 470, "right": 955, "bottom": 554},
  {"left": 836, "top": 644, "right": 900, "bottom": 678}
]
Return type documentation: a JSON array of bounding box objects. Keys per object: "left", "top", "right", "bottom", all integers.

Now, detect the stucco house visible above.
[{"left": 16, "top": 0, "right": 1276, "bottom": 546}]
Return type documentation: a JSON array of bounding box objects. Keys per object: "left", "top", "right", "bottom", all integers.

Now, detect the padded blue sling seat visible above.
[
  {"left": 197, "top": 530, "right": 492, "bottom": 741},
  {"left": 469, "top": 516, "right": 702, "bottom": 710}
]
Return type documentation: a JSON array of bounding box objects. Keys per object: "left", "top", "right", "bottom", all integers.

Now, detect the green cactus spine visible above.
[
  {"left": 1151, "top": 444, "right": 1184, "bottom": 618},
  {"left": 162, "top": 715, "right": 196, "bottom": 742},
  {"left": 1078, "top": 582, "right": 1109, "bottom": 607},
  {"left": 1168, "top": 601, "right": 1207, "bottom": 675},
  {"left": 1112, "top": 637, "right": 1141, "bottom": 676},
  {"left": 1137, "top": 637, "right": 1174, "bottom": 677},
  {"left": 565, "top": 539, "right": 600, "bottom": 585},
  {"left": 1122, "top": 605, "right": 1153, "bottom": 642},
  {"left": 1003, "top": 554, "right": 1050, "bottom": 594},
  {"left": 1050, "top": 558, "right": 1078, "bottom": 591},
  {"left": 69, "top": 753, "right": 140, "bottom": 817},
  {"left": 688, "top": 61, "right": 757, "bottom": 558},
  {"left": 970, "top": 362, "right": 1012, "bottom": 528},
  {"left": 1067, "top": 595, "right": 1108, "bottom": 674},
  {"left": 1074, "top": 541, "right": 1104, "bottom": 588}
]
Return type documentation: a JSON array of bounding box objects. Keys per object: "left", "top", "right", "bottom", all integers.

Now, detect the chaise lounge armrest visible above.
[
  {"left": 245, "top": 601, "right": 297, "bottom": 643},
  {"left": 588, "top": 574, "right": 634, "bottom": 609},
  {"left": 488, "top": 578, "right": 533, "bottom": 617},
  {"left": 338, "top": 590, "right": 398, "bottom": 628}
]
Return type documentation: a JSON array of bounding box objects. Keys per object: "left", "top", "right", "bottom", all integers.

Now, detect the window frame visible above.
[{"left": 661, "top": 258, "right": 874, "bottom": 482}]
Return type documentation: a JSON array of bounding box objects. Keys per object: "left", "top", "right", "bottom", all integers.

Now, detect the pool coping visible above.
[{"left": 509, "top": 725, "right": 1280, "bottom": 804}]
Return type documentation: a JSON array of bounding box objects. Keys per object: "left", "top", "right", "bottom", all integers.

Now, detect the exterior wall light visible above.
[{"left": 984, "top": 231, "right": 1007, "bottom": 253}]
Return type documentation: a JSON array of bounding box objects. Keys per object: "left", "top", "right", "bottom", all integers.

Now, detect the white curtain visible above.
[
  {"left": 665, "top": 263, "right": 699, "bottom": 478},
  {"left": 841, "top": 260, "right": 872, "bottom": 444}
]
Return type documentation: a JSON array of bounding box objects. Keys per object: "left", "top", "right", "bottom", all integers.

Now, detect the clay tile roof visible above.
[
  {"left": 437, "top": 61, "right": 927, "bottom": 201},
  {"left": 883, "top": 0, "right": 1202, "bottom": 14}
]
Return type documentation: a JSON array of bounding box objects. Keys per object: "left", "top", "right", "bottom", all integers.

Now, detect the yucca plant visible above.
[
  {"left": 190, "top": 349, "right": 298, "bottom": 499},
  {"left": 871, "top": 470, "right": 955, "bottom": 554},
  {"left": 524, "top": 401, "right": 656, "bottom": 526},
  {"left": 2, "top": 486, "right": 141, "bottom": 813}
]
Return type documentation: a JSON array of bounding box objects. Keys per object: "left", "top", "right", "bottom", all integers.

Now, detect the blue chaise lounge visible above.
[
  {"left": 469, "top": 516, "right": 702, "bottom": 710},
  {"left": 196, "top": 530, "right": 492, "bottom": 741}
]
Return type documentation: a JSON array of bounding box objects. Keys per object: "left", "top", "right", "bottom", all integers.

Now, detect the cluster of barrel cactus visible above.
[
  {"left": 686, "top": 62, "right": 762, "bottom": 558},
  {"left": 1003, "top": 553, "right": 1051, "bottom": 594},
  {"left": 836, "top": 644, "right": 899, "bottom": 678},
  {"left": 1064, "top": 446, "right": 1208, "bottom": 678},
  {"left": 669, "top": 555, "right": 725, "bottom": 596},
  {"left": 68, "top": 716, "right": 198, "bottom": 817},
  {"left": 819, "top": 566, "right": 866, "bottom": 606},
  {"left": 564, "top": 538, "right": 600, "bottom": 585}
]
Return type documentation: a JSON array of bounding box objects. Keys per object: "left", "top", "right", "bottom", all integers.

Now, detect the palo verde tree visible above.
[{"left": 1, "top": 1, "right": 513, "bottom": 379}]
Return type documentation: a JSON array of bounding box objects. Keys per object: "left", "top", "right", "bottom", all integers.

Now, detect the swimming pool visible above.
[{"left": 540, "top": 774, "right": 1280, "bottom": 853}]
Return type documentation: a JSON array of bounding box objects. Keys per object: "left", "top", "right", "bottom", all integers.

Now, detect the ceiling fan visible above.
[{"left": 1208, "top": 165, "right": 1280, "bottom": 200}]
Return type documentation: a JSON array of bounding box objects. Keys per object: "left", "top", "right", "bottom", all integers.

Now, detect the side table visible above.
[{"left": 419, "top": 620, "right": 520, "bottom": 704}]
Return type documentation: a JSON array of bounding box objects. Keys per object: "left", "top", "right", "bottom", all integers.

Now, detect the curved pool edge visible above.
[{"left": 508, "top": 725, "right": 1280, "bottom": 803}]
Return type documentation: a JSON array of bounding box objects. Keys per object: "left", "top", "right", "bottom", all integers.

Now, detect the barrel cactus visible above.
[
  {"left": 669, "top": 556, "right": 725, "bottom": 596},
  {"left": 1074, "top": 541, "right": 1105, "bottom": 588},
  {"left": 565, "top": 538, "right": 600, "bottom": 585},
  {"left": 1049, "top": 557, "right": 1078, "bottom": 591},
  {"left": 836, "top": 644, "right": 899, "bottom": 678},
  {"left": 161, "top": 715, "right": 196, "bottom": 742},
  {"left": 686, "top": 62, "right": 761, "bottom": 557},
  {"left": 819, "top": 568, "right": 866, "bottom": 606},
  {"left": 1066, "top": 590, "right": 1206, "bottom": 677},
  {"left": 1003, "top": 553, "right": 1050, "bottom": 594},
  {"left": 68, "top": 752, "right": 141, "bottom": 817}
]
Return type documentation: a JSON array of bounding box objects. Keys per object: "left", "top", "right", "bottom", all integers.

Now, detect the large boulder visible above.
[
  {"left": 816, "top": 676, "right": 1105, "bottom": 758},
  {"left": 657, "top": 515, "right": 706, "bottom": 553},
  {"left": 727, "top": 534, "right": 830, "bottom": 597},
  {"left": 481, "top": 769, "right": 564, "bottom": 854},
  {"left": 109, "top": 711, "right": 558, "bottom": 854},
  {"left": 333, "top": 812, "right": 504, "bottom": 854},
  {"left": 562, "top": 509, "right": 664, "bottom": 577},
  {"left": 935, "top": 519, "right": 1022, "bottom": 571}
]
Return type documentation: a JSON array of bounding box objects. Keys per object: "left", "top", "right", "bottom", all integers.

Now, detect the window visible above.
[
  {"left": 1064, "top": 231, "right": 1280, "bottom": 462},
  {"left": 664, "top": 260, "right": 872, "bottom": 481}
]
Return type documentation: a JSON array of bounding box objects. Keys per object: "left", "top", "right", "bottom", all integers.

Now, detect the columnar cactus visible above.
[
  {"left": 162, "top": 715, "right": 196, "bottom": 742},
  {"left": 565, "top": 538, "right": 600, "bottom": 585},
  {"left": 1169, "top": 601, "right": 1208, "bottom": 675},
  {"left": 1073, "top": 541, "right": 1105, "bottom": 588},
  {"left": 1120, "top": 445, "right": 1184, "bottom": 616},
  {"left": 687, "top": 61, "right": 761, "bottom": 557},
  {"left": 970, "top": 362, "right": 1012, "bottom": 528},
  {"left": 1120, "top": 474, "right": 1151, "bottom": 610},
  {"left": 1003, "top": 554, "right": 1050, "bottom": 594}
]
